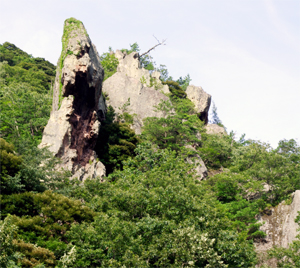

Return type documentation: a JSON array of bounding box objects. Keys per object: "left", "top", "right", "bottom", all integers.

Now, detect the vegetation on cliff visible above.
[
  {"left": 0, "top": 42, "right": 299, "bottom": 267},
  {"left": 0, "top": 42, "right": 54, "bottom": 150}
]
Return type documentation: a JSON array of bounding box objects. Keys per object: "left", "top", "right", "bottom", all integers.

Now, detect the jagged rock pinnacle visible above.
[{"left": 39, "top": 18, "right": 106, "bottom": 181}]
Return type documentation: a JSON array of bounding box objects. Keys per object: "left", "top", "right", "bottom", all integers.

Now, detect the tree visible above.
[
  {"left": 198, "top": 133, "right": 234, "bottom": 169},
  {"left": 276, "top": 138, "right": 300, "bottom": 155},
  {"left": 94, "top": 106, "right": 140, "bottom": 174},
  {"left": 0, "top": 138, "right": 23, "bottom": 194},
  {"left": 99, "top": 48, "right": 118, "bottom": 81},
  {"left": 176, "top": 74, "right": 192, "bottom": 91},
  {"left": 0, "top": 216, "right": 22, "bottom": 267},
  {"left": 64, "top": 143, "right": 257, "bottom": 267},
  {"left": 142, "top": 100, "right": 203, "bottom": 151},
  {"left": 210, "top": 101, "right": 223, "bottom": 125}
]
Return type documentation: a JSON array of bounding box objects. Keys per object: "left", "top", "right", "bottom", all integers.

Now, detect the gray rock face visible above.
[
  {"left": 102, "top": 50, "right": 210, "bottom": 175},
  {"left": 255, "top": 190, "right": 300, "bottom": 267},
  {"left": 116, "top": 51, "right": 150, "bottom": 83},
  {"left": 103, "top": 50, "right": 212, "bottom": 134},
  {"left": 186, "top": 85, "right": 211, "bottom": 123},
  {"left": 39, "top": 18, "right": 106, "bottom": 181},
  {"left": 185, "top": 145, "right": 208, "bottom": 181},
  {"left": 103, "top": 51, "right": 170, "bottom": 134},
  {"left": 205, "top": 124, "right": 226, "bottom": 135}
]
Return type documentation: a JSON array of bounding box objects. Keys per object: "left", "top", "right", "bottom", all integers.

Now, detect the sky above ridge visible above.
[{"left": 1, "top": 0, "right": 299, "bottom": 148}]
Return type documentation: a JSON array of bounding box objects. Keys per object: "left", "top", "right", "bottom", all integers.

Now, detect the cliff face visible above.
[
  {"left": 103, "top": 50, "right": 212, "bottom": 134},
  {"left": 186, "top": 85, "right": 211, "bottom": 124},
  {"left": 103, "top": 50, "right": 170, "bottom": 134},
  {"left": 255, "top": 190, "right": 300, "bottom": 267},
  {"left": 102, "top": 49, "right": 212, "bottom": 180},
  {"left": 38, "top": 18, "right": 222, "bottom": 184},
  {"left": 39, "top": 18, "right": 106, "bottom": 181}
]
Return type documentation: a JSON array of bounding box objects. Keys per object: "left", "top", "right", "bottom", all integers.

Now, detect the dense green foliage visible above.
[
  {"left": 162, "top": 80, "right": 187, "bottom": 99},
  {"left": 56, "top": 143, "right": 257, "bottom": 267},
  {"left": 1, "top": 190, "right": 96, "bottom": 263},
  {"left": 0, "top": 82, "right": 52, "bottom": 150},
  {"left": 95, "top": 106, "right": 140, "bottom": 174},
  {"left": 142, "top": 99, "right": 203, "bottom": 152},
  {"left": 0, "top": 42, "right": 55, "bottom": 91},
  {"left": 1, "top": 42, "right": 299, "bottom": 267},
  {"left": 0, "top": 42, "right": 54, "bottom": 151},
  {"left": 0, "top": 43, "right": 62, "bottom": 197},
  {"left": 99, "top": 48, "right": 119, "bottom": 81}
]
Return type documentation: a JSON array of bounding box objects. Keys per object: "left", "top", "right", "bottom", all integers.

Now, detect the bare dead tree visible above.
[{"left": 139, "top": 35, "right": 167, "bottom": 58}]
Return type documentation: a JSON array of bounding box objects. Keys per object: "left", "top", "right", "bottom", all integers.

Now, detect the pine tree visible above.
[{"left": 210, "top": 101, "right": 223, "bottom": 125}]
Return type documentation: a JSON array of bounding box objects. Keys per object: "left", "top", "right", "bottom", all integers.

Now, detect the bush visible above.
[
  {"left": 1, "top": 191, "right": 96, "bottom": 260},
  {"left": 100, "top": 49, "right": 118, "bottom": 81},
  {"left": 198, "top": 133, "right": 234, "bottom": 169},
  {"left": 64, "top": 144, "right": 257, "bottom": 267},
  {"left": 95, "top": 106, "right": 140, "bottom": 174},
  {"left": 0, "top": 216, "right": 22, "bottom": 267},
  {"left": 142, "top": 100, "right": 203, "bottom": 151},
  {"left": 162, "top": 80, "right": 187, "bottom": 99},
  {"left": 14, "top": 239, "right": 56, "bottom": 267},
  {"left": 0, "top": 138, "right": 24, "bottom": 194}
]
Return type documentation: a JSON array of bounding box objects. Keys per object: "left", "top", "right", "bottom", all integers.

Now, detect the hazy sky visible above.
[{"left": 1, "top": 0, "right": 299, "bottom": 148}]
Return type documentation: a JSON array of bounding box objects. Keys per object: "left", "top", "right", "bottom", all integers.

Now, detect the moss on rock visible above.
[{"left": 58, "top": 18, "right": 88, "bottom": 107}]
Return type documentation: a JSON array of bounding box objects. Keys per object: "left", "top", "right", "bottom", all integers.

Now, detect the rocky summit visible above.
[
  {"left": 103, "top": 49, "right": 212, "bottom": 134},
  {"left": 103, "top": 50, "right": 170, "bottom": 134},
  {"left": 38, "top": 18, "right": 223, "bottom": 183},
  {"left": 39, "top": 18, "right": 106, "bottom": 181},
  {"left": 1, "top": 16, "right": 299, "bottom": 268}
]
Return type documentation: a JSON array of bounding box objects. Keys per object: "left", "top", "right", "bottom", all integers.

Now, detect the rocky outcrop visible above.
[
  {"left": 103, "top": 50, "right": 170, "bottom": 134},
  {"left": 186, "top": 85, "right": 211, "bottom": 124},
  {"left": 255, "top": 190, "right": 300, "bottom": 267},
  {"left": 103, "top": 50, "right": 212, "bottom": 134},
  {"left": 39, "top": 18, "right": 106, "bottom": 181},
  {"left": 205, "top": 124, "right": 226, "bottom": 135},
  {"left": 185, "top": 145, "right": 208, "bottom": 181},
  {"left": 103, "top": 50, "right": 211, "bottom": 174}
]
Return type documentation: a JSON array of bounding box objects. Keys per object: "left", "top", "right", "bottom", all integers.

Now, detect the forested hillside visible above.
[{"left": 0, "top": 41, "right": 299, "bottom": 267}]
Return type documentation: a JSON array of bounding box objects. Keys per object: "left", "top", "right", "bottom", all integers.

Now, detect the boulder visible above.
[
  {"left": 255, "top": 190, "right": 300, "bottom": 267},
  {"left": 186, "top": 85, "right": 211, "bottom": 123},
  {"left": 39, "top": 18, "right": 106, "bottom": 181},
  {"left": 205, "top": 124, "right": 226, "bottom": 135}
]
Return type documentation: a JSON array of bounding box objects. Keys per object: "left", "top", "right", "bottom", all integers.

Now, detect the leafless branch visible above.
[{"left": 140, "top": 35, "right": 167, "bottom": 58}]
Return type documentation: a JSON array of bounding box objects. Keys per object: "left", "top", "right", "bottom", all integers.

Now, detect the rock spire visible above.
[{"left": 39, "top": 18, "right": 106, "bottom": 181}]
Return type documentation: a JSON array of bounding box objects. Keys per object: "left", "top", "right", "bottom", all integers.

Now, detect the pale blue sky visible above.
[{"left": 1, "top": 0, "right": 299, "bottom": 148}]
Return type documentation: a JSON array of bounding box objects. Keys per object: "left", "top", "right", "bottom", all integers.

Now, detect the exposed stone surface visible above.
[
  {"left": 255, "top": 190, "right": 300, "bottom": 267},
  {"left": 150, "top": 71, "right": 170, "bottom": 94},
  {"left": 39, "top": 18, "right": 106, "bottom": 180},
  {"left": 205, "top": 124, "right": 226, "bottom": 135},
  {"left": 116, "top": 51, "right": 151, "bottom": 85},
  {"left": 103, "top": 50, "right": 212, "bottom": 134},
  {"left": 186, "top": 85, "right": 211, "bottom": 123},
  {"left": 185, "top": 145, "right": 208, "bottom": 181},
  {"left": 103, "top": 51, "right": 170, "bottom": 134}
]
